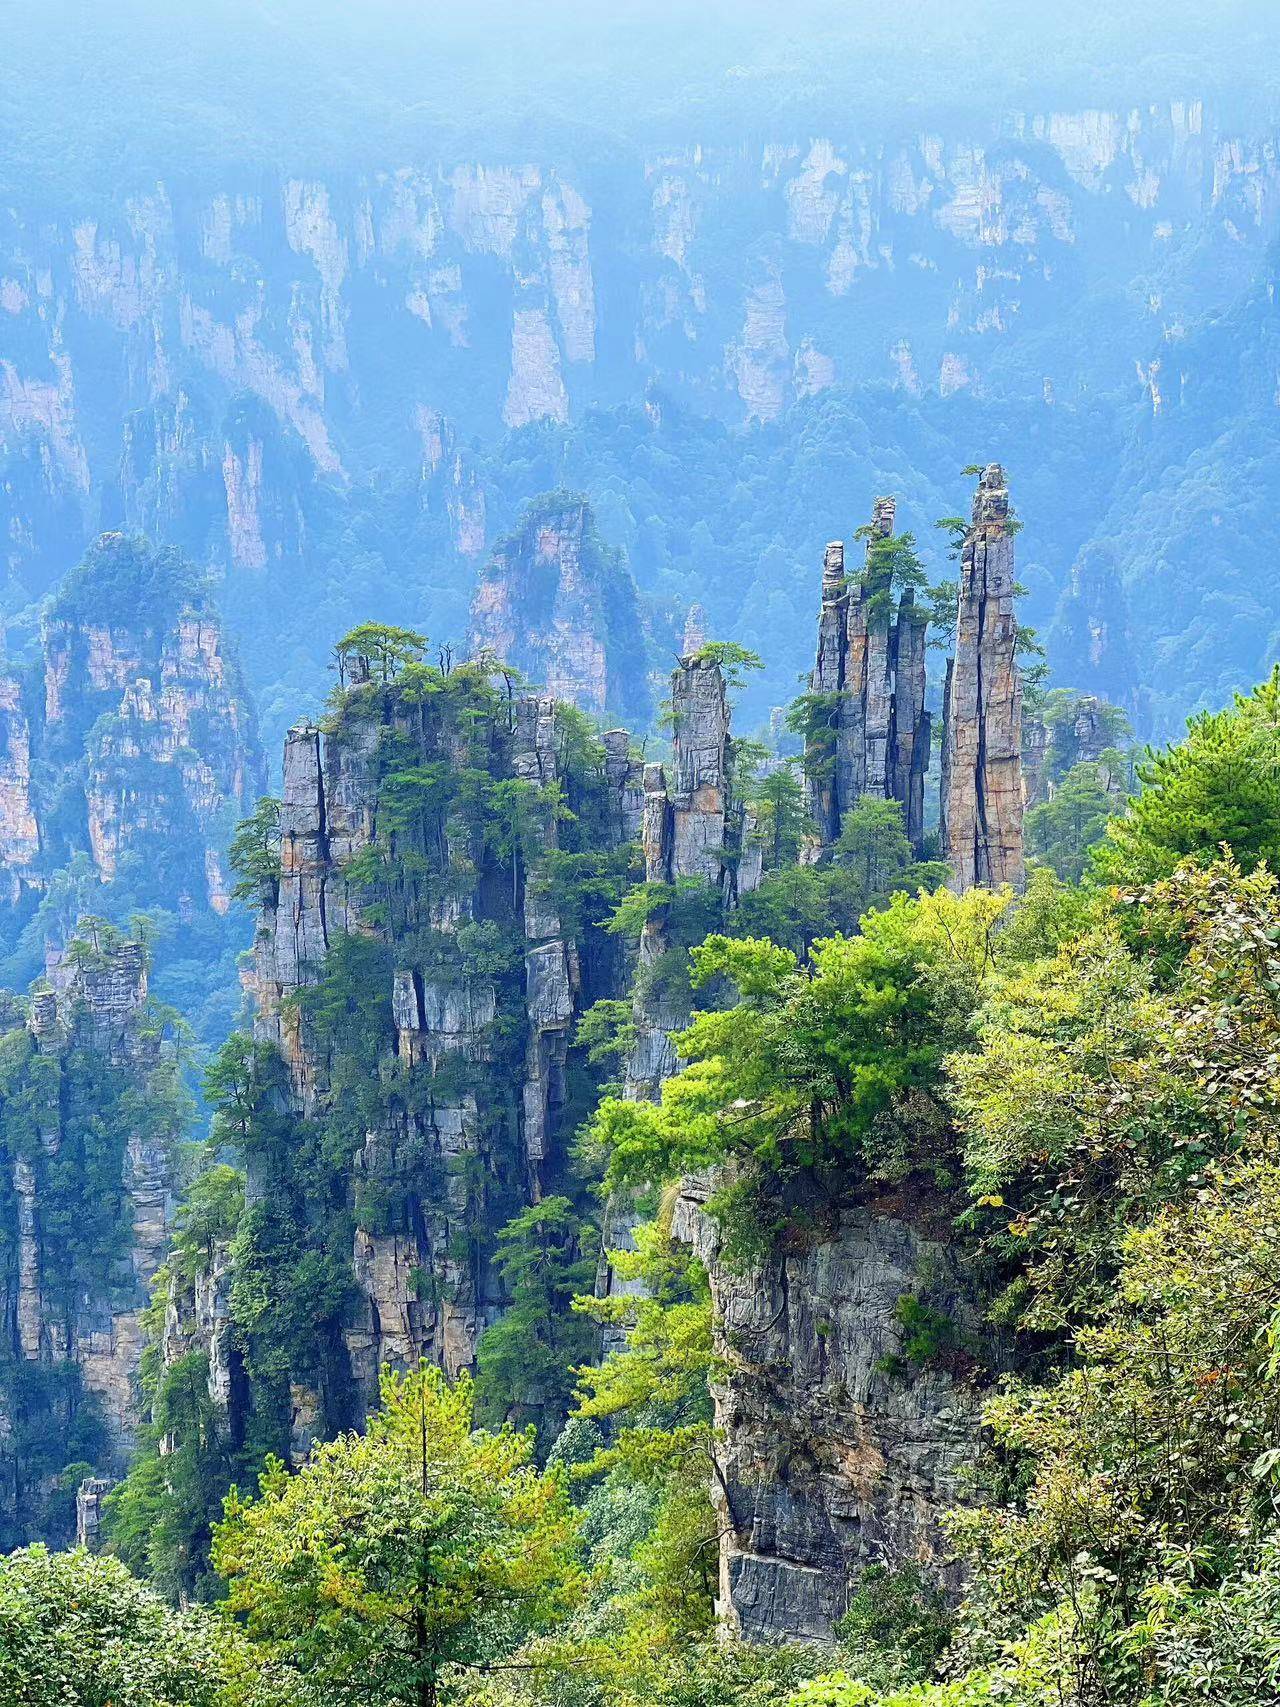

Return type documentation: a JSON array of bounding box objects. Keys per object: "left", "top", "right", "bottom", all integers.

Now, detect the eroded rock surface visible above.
[{"left": 941, "top": 466, "right": 1025, "bottom": 891}]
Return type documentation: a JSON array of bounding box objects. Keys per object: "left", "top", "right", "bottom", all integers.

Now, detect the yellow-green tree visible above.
[{"left": 213, "top": 1365, "right": 584, "bottom": 1707}]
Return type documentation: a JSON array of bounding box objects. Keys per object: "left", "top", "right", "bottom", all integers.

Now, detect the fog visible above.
[{"left": 7, "top": 0, "right": 1280, "bottom": 196}]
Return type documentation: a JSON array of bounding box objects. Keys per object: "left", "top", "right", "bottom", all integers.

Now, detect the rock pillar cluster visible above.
[
  {"left": 940, "top": 465, "right": 1025, "bottom": 892},
  {"left": 805, "top": 496, "right": 931, "bottom": 853}
]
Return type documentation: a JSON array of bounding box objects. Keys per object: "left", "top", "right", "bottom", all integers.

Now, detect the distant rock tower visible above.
[
  {"left": 940, "top": 465, "right": 1025, "bottom": 891},
  {"left": 469, "top": 494, "right": 650, "bottom": 725},
  {"left": 804, "top": 495, "right": 931, "bottom": 851},
  {"left": 682, "top": 602, "right": 707, "bottom": 656}
]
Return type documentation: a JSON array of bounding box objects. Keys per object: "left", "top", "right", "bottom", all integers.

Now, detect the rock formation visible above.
[
  {"left": 212, "top": 656, "right": 649, "bottom": 1450},
  {"left": 469, "top": 494, "right": 650, "bottom": 727},
  {"left": 805, "top": 497, "right": 931, "bottom": 853},
  {"left": 624, "top": 653, "right": 760, "bottom": 1101},
  {"left": 1024, "top": 690, "right": 1133, "bottom": 812},
  {"left": 676, "top": 1179, "right": 985, "bottom": 1642},
  {"left": 940, "top": 466, "right": 1025, "bottom": 892},
  {"left": 0, "top": 649, "right": 40, "bottom": 910},
  {"left": 0, "top": 534, "right": 263, "bottom": 957},
  {"left": 0, "top": 929, "right": 182, "bottom": 1547}
]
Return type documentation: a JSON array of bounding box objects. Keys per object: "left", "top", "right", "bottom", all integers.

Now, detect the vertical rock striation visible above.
[
  {"left": 676, "top": 1181, "right": 985, "bottom": 1643},
  {"left": 805, "top": 497, "right": 931, "bottom": 853},
  {"left": 0, "top": 930, "right": 182, "bottom": 1546},
  {"left": 469, "top": 494, "right": 650, "bottom": 727},
  {"left": 941, "top": 466, "right": 1025, "bottom": 892},
  {"left": 623, "top": 653, "right": 759, "bottom": 1101}
]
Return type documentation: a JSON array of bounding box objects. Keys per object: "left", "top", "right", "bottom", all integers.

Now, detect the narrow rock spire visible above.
[
  {"left": 941, "top": 464, "right": 1025, "bottom": 892},
  {"left": 803, "top": 496, "right": 931, "bottom": 853}
]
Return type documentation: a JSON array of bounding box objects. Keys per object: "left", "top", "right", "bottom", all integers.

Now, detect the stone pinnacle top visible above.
[
  {"left": 972, "top": 463, "right": 1010, "bottom": 529},
  {"left": 822, "top": 540, "right": 845, "bottom": 592}
]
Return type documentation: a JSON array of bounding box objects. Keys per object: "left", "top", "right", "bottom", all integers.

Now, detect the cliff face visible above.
[
  {"left": 469, "top": 495, "right": 651, "bottom": 726},
  {"left": 941, "top": 466, "right": 1025, "bottom": 892},
  {"left": 677, "top": 1181, "right": 985, "bottom": 1643},
  {"left": 0, "top": 534, "right": 264, "bottom": 967},
  {"left": 0, "top": 103, "right": 1268, "bottom": 756},
  {"left": 0, "top": 931, "right": 183, "bottom": 1547},
  {"left": 210, "top": 661, "right": 646, "bottom": 1453},
  {"left": 805, "top": 498, "right": 931, "bottom": 852}
]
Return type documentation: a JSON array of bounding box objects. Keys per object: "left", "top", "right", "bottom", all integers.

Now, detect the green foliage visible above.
[
  {"left": 105, "top": 1164, "right": 248, "bottom": 1599},
  {"left": 853, "top": 529, "right": 928, "bottom": 620},
  {"left": 1024, "top": 762, "right": 1115, "bottom": 883},
  {"left": 1093, "top": 666, "right": 1280, "bottom": 886},
  {"left": 606, "top": 877, "right": 721, "bottom": 947},
  {"left": 575, "top": 998, "right": 638, "bottom": 1069},
  {"left": 689, "top": 642, "right": 763, "bottom": 693},
  {"left": 48, "top": 532, "right": 210, "bottom": 635},
  {"left": 747, "top": 763, "right": 811, "bottom": 868},
  {"left": 953, "top": 858, "right": 1280, "bottom": 1333},
  {"left": 476, "top": 1197, "right": 600, "bottom": 1429},
  {"left": 924, "top": 576, "right": 959, "bottom": 648},
  {"left": 0, "top": 1357, "right": 107, "bottom": 1551},
  {"left": 1038, "top": 691, "right": 1132, "bottom": 786},
  {"left": 830, "top": 797, "right": 940, "bottom": 900},
  {"left": 104, "top": 1338, "right": 237, "bottom": 1605},
  {"left": 229, "top": 797, "right": 283, "bottom": 902},
  {"left": 334, "top": 621, "right": 429, "bottom": 684},
  {"left": 786, "top": 689, "right": 843, "bottom": 782},
  {"left": 213, "top": 1364, "right": 584, "bottom": 1707},
  {"left": 0, "top": 1544, "right": 297, "bottom": 1707},
  {"left": 832, "top": 1566, "right": 953, "bottom": 1692},
  {"left": 587, "top": 887, "right": 1012, "bottom": 1254},
  {"left": 554, "top": 1221, "right": 721, "bottom": 1689}
]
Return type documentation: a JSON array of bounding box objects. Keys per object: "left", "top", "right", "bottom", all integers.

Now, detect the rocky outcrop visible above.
[
  {"left": 0, "top": 534, "right": 263, "bottom": 945},
  {"left": 0, "top": 661, "right": 40, "bottom": 909},
  {"left": 805, "top": 498, "right": 931, "bottom": 853},
  {"left": 940, "top": 466, "right": 1025, "bottom": 892},
  {"left": 1025, "top": 690, "right": 1133, "bottom": 811},
  {"left": 624, "top": 654, "right": 760, "bottom": 1102},
  {"left": 469, "top": 495, "right": 650, "bottom": 726},
  {"left": 0, "top": 930, "right": 182, "bottom": 1546},
  {"left": 1020, "top": 707, "right": 1050, "bottom": 810},
  {"left": 238, "top": 663, "right": 647, "bottom": 1437},
  {"left": 676, "top": 1179, "right": 985, "bottom": 1642}
]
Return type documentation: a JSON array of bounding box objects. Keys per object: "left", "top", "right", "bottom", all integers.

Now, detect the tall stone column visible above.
[
  {"left": 803, "top": 496, "right": 931, "bottom": 855},
  {"left": 941, "top": 464, "right": 1025, "bottom": 892}
]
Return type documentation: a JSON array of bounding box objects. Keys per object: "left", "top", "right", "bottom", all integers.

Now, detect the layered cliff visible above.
[
  {"left": 152, "top": 650, "right": 642, "bottom": 1468},
  {"left": 0, "top": 926, "right": 184, "bottom": 1547},
  {"left": 0, "top": 535, "right": 263, "bottom": 974},
  {"left": 941, "top": 466, "right": 1025, "bottom": 892},
  {"left": 676, "top": 1180, "right": 985, "bottom": 1642},
  {"left": 804, "top": 497, "right": 931, "bottom": 853},
  {"left": 469, "top": 494, "right": 651, "bottom": 725}
]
